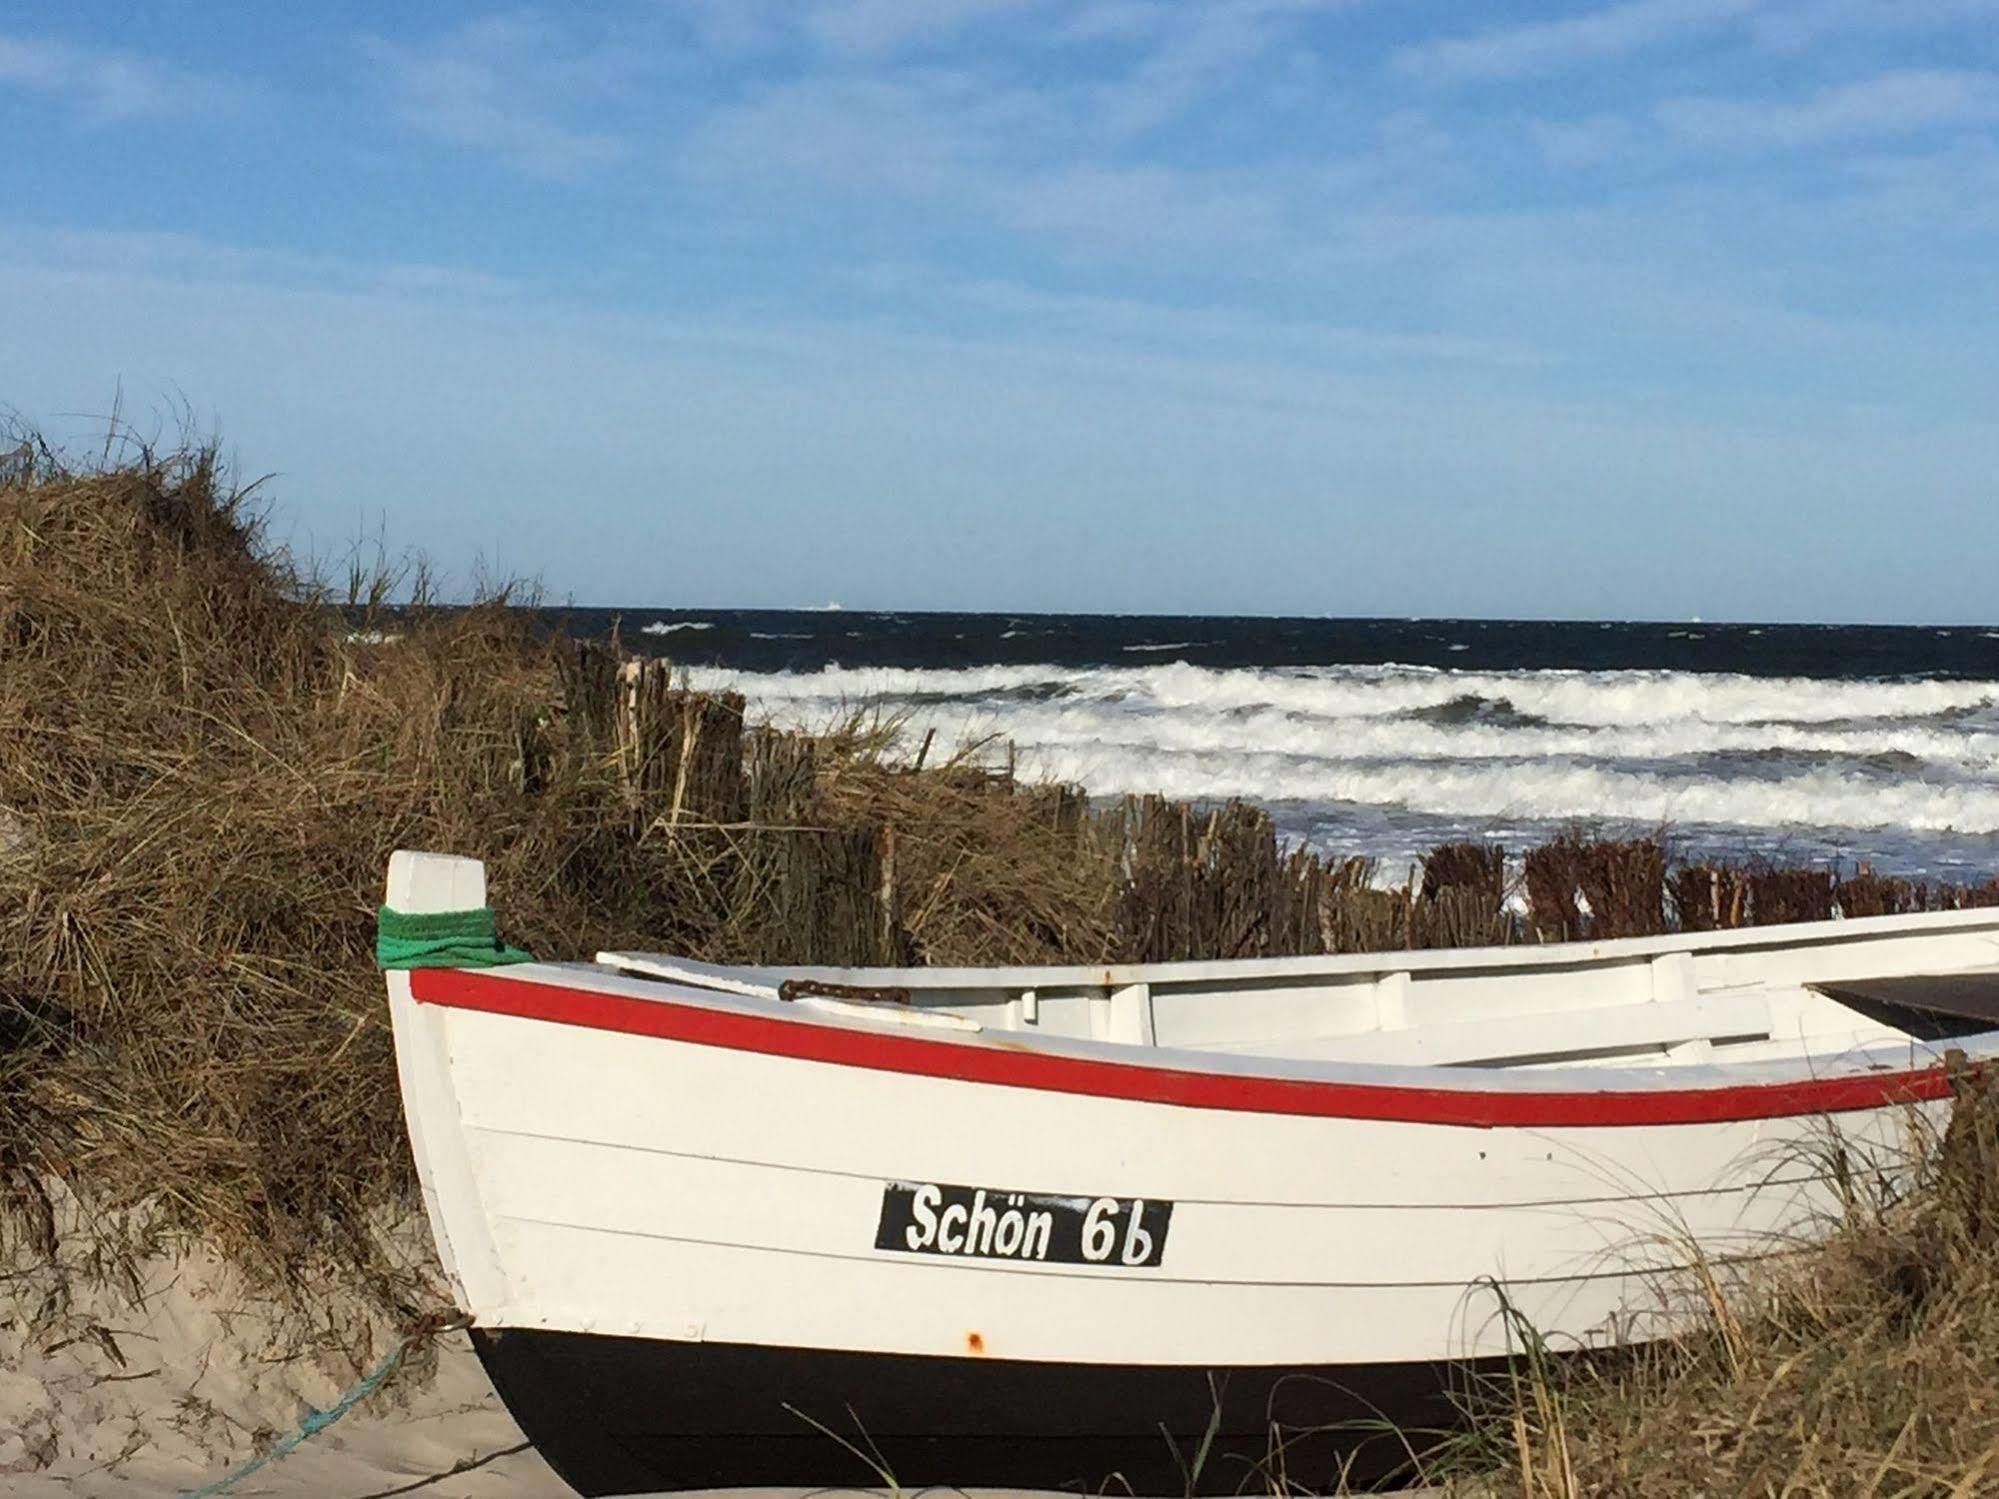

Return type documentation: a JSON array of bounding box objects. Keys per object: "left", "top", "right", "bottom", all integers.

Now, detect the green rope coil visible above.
[{"left": 376, "top": 905, "right": 533, "bottom": 969}]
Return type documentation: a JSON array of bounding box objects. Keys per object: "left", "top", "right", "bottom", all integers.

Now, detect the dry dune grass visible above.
[
  {"left": 2, "top": 436, "right": 552, "bottom": 1323},
  {"left": 1453, "top": 1073, "right": 1999, "bottom": 1498}
]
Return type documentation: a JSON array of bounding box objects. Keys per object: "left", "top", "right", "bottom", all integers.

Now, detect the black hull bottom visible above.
[{"left": 472, "top": 1328, "right": 1505, "bottom": 1496}]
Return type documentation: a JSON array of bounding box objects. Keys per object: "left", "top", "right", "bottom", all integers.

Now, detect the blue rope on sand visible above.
[{"left": 175, "top": 1313, "right": 467, "bottom": 1499}]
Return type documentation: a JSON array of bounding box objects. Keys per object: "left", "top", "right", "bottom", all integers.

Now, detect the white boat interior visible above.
[{"left": 600, "top": 906, "right": 1999, "bottom": 1074}]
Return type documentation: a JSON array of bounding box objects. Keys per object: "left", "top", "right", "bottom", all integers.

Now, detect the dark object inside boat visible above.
[{"left": 1813, "top": 972, "right": 1999, "bottom": 1043}]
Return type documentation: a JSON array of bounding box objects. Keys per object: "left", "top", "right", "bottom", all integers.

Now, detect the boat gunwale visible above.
[
  {"left": 408, "top": 963, "right": 1999, "bottom": 1129},
  {"left": 596, "top": 903, "right": 1999, "bottom": 993}
]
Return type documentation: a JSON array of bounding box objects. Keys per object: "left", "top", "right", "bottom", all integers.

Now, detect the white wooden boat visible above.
[{"left": 385, "top": 850, "right": 1999, "bottom": 1496}]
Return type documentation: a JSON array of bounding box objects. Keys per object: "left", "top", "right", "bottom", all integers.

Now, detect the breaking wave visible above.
[
  {"left": 1015, "top": 748, "right": 1999, "bottom": 836},
  {"left": 680, "top": 660, "right": 1999, "bottom": 861},
  {"left": 684, "top": 661, "right": 1999, "bottom": 728}
]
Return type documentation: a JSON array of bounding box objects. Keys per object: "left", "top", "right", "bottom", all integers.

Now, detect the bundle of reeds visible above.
[{"left": 1525, "top": 832, "right": 1669, "bottom": 941}]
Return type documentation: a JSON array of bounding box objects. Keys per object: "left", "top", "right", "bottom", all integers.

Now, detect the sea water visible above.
[{"left": 556, "top": 611, "right": 1999, "bottom": 881}]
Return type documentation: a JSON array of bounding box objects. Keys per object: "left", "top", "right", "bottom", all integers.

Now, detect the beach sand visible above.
[
  {"left": 2, "top": 1211, "right": 570, "bottom": 1498},
  {"left": 6, "top": 1333, "right": 568, "bottom": 1498}
]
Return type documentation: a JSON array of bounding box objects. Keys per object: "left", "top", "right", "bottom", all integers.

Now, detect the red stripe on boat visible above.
[{"left": 409, "top": 968, "right": 1958, "bottom": 1128}]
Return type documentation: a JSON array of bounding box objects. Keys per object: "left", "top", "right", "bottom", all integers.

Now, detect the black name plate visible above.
[{"left": 876, "top": 1180, "right": 1172, "bottom": 1267}]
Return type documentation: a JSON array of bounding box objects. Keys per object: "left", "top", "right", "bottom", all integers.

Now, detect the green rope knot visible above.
[{"left": 376, "top": 905, "right": 533, "bottom": 970}]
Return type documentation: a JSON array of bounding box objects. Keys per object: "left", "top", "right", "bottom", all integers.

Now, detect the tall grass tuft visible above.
[{"left": 1460, "top": 1073, "right": 1999, "bottom": 1497}]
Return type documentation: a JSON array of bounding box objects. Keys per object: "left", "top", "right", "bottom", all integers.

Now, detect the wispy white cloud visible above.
[
  {"left": 994, "top": 163, "right": 1291, "bottom": 256},
  {"left": 1657, "top": 69, "right": 1999, "bottom": 151},
  {"left": 1398, "top": 0, "right": 1999, "bottom": 87},
  {"left": 0, "top": 30, "right": 234, "bottom": 123},
  {"left": 803, "top": 0, "right": 1059, "bottom": 57},
  {"left": 363, "top": 17, "right": 628, "bottom": 180},
  {"left": 1054, "top": 1, "right": 1170, "bottom": 46},
  {"left": 663, "top": 0, "right": 1067, "bottom": 58},
  {"left": 1092, "top": 0, "right": 1349, "bottom": 137},
  {"left": 1394, "top": 0, "right": 1763, "bottom": 84},
  {"left": 689, "top": 69, "right": 1052, "bottom": 197},
  {"left": 1748, "top": 0, "right": 1999, "bottom": 52},
  {"left": 0, "top": 225, "right": 521, "bottom": 303},
  {"left": 687, "top": 69, "right": 1300, "bottom": 259},
  {"left": 1532, "top": 113, "right": 1636, "bottom": 168},
  {"left": 668, "top": 0, "right": 789, "bottom": 55},
  {"left": 681, "top": 0, "right": 1376, "bottom": 259},
  {"left": 935, "top": 274, "right": 1555, "bottom": 367},
  {"left": 1840, "top": 136, "right": 1999, "bottom": 230}
]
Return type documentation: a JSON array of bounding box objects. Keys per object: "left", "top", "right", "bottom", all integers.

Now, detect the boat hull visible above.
[
  {"left": 380, "top": 852, "right": 1999, "bottom": 1496},
  {"left": 473, "top": 1326, "right": 1494, "bottom": 1496},
  {"left": 400, "top": 966, "right": 1911, "bottom": 1368}
]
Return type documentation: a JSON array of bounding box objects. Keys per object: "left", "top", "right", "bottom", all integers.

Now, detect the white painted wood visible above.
[
  {"left": 464, "top": 1127, "right": 1837, "bottom": 1288},
  {"left": 1651, "top": 950, "right": 1697, "bottom": 1004},
  {"left": 1110, "top": 982, "right": 1155, "bottom": 1045},
  {"left": 384, "top": 852, "right": 509, "bottom": 1314},
  {"left": 790, "top": 994, "right": 982, "bottom": 1030},
  {"left": 484, "top": 1218, "right": 1741, "bottom": 1363},
  {"left": 429, "top": 1001, "right": 1934, "bottom": 1362},
  {"left": 390, "top": 849, "right": 1999, "bottom": 1374},
  {"left": 1375, "top": 970, "right": 1411, "bottom": 1031},
  {"left": 1249, "top": 991, "right": 1774, "bottom": 1067},
  {"left": 602, "top": 912, "right": 1999, "bottom": 1066},
  {"left": 442, "top": 1001, "right": 1923, "bottom": 1208},
  {"left": 601, "top": 904, "right": 1999, "bottom": 992}
]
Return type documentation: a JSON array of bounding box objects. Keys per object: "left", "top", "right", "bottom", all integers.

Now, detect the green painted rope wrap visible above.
[{"left": 376, "top": 905, "right": 533, "bottom": 969}]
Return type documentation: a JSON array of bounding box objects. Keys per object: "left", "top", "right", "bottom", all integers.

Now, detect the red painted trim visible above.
[{"left": 408, "top": 968, "right": 1961, "bottom": 1129}]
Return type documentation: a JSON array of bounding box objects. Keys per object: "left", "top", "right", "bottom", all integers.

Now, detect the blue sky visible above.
[{"left": 3, "top": 1, "right": 1996, "bottom": 620}]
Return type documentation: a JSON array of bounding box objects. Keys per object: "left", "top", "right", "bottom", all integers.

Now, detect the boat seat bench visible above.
[{"left": 1205, "top": 990, "right": 1775, "bottom": 1067}]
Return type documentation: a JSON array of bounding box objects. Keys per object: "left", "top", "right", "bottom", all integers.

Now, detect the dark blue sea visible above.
[{"left": 548, "top": 609, "right": 1999, "bottom": 880}]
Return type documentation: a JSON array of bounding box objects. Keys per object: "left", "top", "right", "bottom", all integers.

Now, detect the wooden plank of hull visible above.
[
  {"left": 445, "top": 999, "right": 1924, "bottom": 1207},
  {"left": 470, "top": 1326, "right": 1509, "bottom": 1497},
  {"left": 488, "top": 1215, "right": 1743, "bottom": 1366},
  {"left": 466, "top": 1128, "right": 1840, "bottom": 1288}
]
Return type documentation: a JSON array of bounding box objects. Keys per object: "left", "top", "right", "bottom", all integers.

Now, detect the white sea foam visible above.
[
  {"left": 683, "top": 660, "right": 1999, "bottom": 728},
  {"left": 681, "top": 660, "right": 1999, "bottom": 844},
  {"left": 1017, "top": 746, "right": 1999, "bottom": 835},
  {"left": 850, "top": 701, "right": 1999, "bottom": 773},
  {"left": 641, "top": 620, "right": 714, "bottom": 635}
]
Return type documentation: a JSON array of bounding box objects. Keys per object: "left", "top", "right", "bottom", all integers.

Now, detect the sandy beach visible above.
[
  {"left": 3, "top": 1210, "right": 573, "bottom": 1499},
  {"left": 9, "top": 1341, "right": 566, "bottom": 1499}
]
